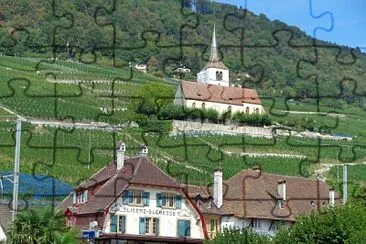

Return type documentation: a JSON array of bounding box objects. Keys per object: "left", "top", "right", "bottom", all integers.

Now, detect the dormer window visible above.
[
  {"left": 73, "top": 190, "right": 88, "bottom": 204},
  {"left": 206, "top": 201, "right": 212, "bottom": 209}
]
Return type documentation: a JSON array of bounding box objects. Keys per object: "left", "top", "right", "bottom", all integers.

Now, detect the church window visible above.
[
  {"left": 192, "top": 102, "right": 196, "bottom": 108},
  {"left": 202, "top": 103, "right": 206, "bottom": 109},
  {"left": 216, "top": 71, "right": 223, "bottom": 81},
  {"left": 228, "top": 106, "right": 232, "bottom": 113},
  {"left": 245, "top": 107, "right": 250, "bottom": 114},
  {"left": 255, "top": 108, "right": 259, "bottom": 114}
]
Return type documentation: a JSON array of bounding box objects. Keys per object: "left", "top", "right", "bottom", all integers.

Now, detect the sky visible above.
[{"left": 216, "top": 0, "right": 366, "bottom": 50}]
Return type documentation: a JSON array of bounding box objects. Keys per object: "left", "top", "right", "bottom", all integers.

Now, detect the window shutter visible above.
[
  {"left": 121, "top": 216, "right": 126, "bottom": 233},
  {"left": 176, "top": 195, "right": 182, "bottom": 209},
  {"left": 72, "top": 191, "right": 76, "bottom": 205},
  {"left": 139, "top": 217, "right": 146, "bottom": 235},
  {"left": 185, "top": 220, "right": 191, "bottom": 237},
  {"left": 161, "top": 193, "right": 166, "bottom": 206},
  {"left": 143, "top": 192, "right": 150, "bottom": 206},
  {"left": 110, "top": 215, "right": 117, "bottom": 232},
  {"left": 84, "top": 190, "right": 88, "bottom": 203},
  {"left": 177, "top": 220, "right": 185, "bottom": 237},
  {"left": 156, "top": 218, "right": 160, "bottom": 236},
  {"left": 128, "top": 191, "right": 133, "bottom": 204},
  {"left": 122, "top": 191, "right": 129, "bottom": 205},
  {"left": 156, "top": 193, "right": 161, "bottom": 207}
]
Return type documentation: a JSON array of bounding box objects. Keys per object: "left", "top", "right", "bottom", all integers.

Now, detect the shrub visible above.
[
  {"left": 203, "top": 108, "right": 219, "bottom": 123},
  {"left": 232, "top": 112, "right": 272, "bottom": 126}
]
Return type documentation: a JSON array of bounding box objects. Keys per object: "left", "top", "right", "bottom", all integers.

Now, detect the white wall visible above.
[
  {"left": 197, "top": 68, "right": 229, "bottom": 87},
  {"left": 185, "top": 99, "right": 265, "bottom": 115},
  {"left": 221, "top": 216, "right": 290, "bottom": 236},
  {"left": 174, "top": 86, "right": 185, "bottom": 105},
  {"left": 104, "top": 187, "right": 204, "bottom": 239},
  {"left": 221, "top": 216, "right": 276, "bottom": 235},
  {"left": 0, "top": 226, "right": 6, "bottom": 242}
]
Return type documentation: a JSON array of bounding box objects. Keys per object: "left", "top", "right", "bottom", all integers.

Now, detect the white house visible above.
[
  {"left": 187, "top": 166, "right": 340, "bottom": 236},
  {"left": 175, "top": 24, "right": 265, "bottom": 115},
  {"left": 59, "top": 143, "right": 207, "bottom": 244},
  {"left": 135, "top": 64, "right": 147, "bottom": 73}
]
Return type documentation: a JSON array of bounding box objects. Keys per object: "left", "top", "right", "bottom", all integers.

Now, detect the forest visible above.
[{"left": 0, "top": 0, "right": 365, "bottom": 110}]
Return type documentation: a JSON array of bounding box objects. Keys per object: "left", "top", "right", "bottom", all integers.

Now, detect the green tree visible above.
[
  {"left": 128, "top": 83, "right": 175, "bottom": 117},
  {"left": 206, "top": 227, "right": 271, "bottom": 244},
  {"left": 274, "top": 202, "right": 366, "bottom": 243},
  {"left": 6, "top": 206, "right": 79, "bottom": 244}
]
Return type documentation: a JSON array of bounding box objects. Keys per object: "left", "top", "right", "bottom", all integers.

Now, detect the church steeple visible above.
[
  {"left": 196, "top": 22, "right": 229, "bottom": 87},
  {"left": 209, "top": 23, "right": 219, "bottom": 62}
]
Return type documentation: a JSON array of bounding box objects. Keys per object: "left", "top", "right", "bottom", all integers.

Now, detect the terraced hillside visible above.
[{"left": 0, "top": 55, "right": 365, "bottom": 201}]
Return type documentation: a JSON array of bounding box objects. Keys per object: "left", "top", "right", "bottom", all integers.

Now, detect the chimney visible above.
[
  {"left": 213, "top": 168, "right": 223, "bottom": 208},
  {"left": 116, "top": 141, "right": 126, "bottom": 170},
  {"left": 277, "top": 179, "right": 286, "bottom": 201},
  {"left": 252, "top": 165, "right": 261, "bottom": 173},
  {"left": 140, "top": 144, "right": 148, "bottom": 157},
  {"left": 329, "top": 186, "right": 335, "bottom": 207}
]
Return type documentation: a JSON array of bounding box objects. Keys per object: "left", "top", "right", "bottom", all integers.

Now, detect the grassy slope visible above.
[{"left": 0, "top": 56, "right": 365, "bottom": 200}]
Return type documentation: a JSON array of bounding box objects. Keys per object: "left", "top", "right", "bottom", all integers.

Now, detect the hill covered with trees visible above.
[{"left": 0, "top": 0, "right": 365, "bottom": 110}]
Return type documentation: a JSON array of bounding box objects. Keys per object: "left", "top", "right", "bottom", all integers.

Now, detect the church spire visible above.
[{"left": 209, "top": 23, "right": 219, "bottom": 62}]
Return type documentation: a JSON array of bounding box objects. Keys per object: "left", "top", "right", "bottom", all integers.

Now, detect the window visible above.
[
  {"left": 122, "top": 190, "right": 150, "bottom": 206},
  {"left": 245, "top": 107, "right": 250, "bottom": 114},
  {"left": 228, "top": 106, "right": 232, "bottom": 113},
  {"left": 216, "top": 71, "right": 223, "bottom": 81},
  {"left": 156, "top": 193, "right": 182, "bottom": 209},
  {"left": 76, "top": 190, "right": 88, "bottom": 204},
  {"left": 110, "top": 215, "right": 126, "bottom": 233},
  {"left": 139, "top": 217, "right": 159, "bottom": 235},
  {"left": 255, "top": 108, "right": 259, "bottom": 114},
  {"left": 210, "top": 219, "right": 218, "bottom": 232},
  {"left": 192, "top": 102, "right": 196, "bottom": 108},
  {"left": 177, "top": 220, "right": 191, "bottom": 237},
  {"left": 201, "top": 102, "right": 206, "bottom": 109},
  {"left": 250, "top": 219, "right": 261, "bottom": 229}
]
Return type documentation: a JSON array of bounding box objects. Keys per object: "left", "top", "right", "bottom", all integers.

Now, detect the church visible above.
[{"left": 175, "top": 24, "right": 265, "bottom": 115}]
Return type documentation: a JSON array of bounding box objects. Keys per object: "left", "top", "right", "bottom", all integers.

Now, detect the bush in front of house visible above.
[{"left": 232, "top": 112, "right": 272, "bottom": 126}]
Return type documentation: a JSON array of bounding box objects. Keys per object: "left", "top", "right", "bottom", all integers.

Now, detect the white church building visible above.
[{"left": 175, "top": 24, "right": 265, "bottom": 115}]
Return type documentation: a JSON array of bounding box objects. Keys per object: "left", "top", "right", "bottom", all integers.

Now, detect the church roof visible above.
[
  {"left": 203, "top": 23, "right": 228, "bottom": 70},
  {"left": 180, "top": 80, "right": 262, "bottom": 105}
]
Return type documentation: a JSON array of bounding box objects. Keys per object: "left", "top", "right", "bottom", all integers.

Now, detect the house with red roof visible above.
[
  {"left": 187, "top": 166, "right": 340, "bottom": 236},
  {"left": 59, "top": 141, "right": 339, "bottom": 241},
  {"left": 59, "top": 143, "right": 207, "bottom": 244},
  {"left": 175, "top": 24, "right": 265, "bottom": 115}
]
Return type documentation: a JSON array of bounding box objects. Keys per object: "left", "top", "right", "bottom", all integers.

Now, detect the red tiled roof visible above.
[
  {"left": 187, "top": 170, "right": 340, "bottom": 221},
  {"left": 59, "top": 156, "right": 181, "bottom": 215},
  {"left": 180, "top": 80, "right": 262, "bottom": 105},
  {"left": 222, "top": 170, "right": 340, "bottom": 221}
]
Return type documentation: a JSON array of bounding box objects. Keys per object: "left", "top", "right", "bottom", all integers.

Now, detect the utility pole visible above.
[
  {"left": 343, "top": 164, "right": 348, "bottom": 205},
  {"left": 88, "top": 129, "right": 91, "bottom": 170},
  {"left": 12, "top": 119, "right": 21, "bottom": 220}
]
